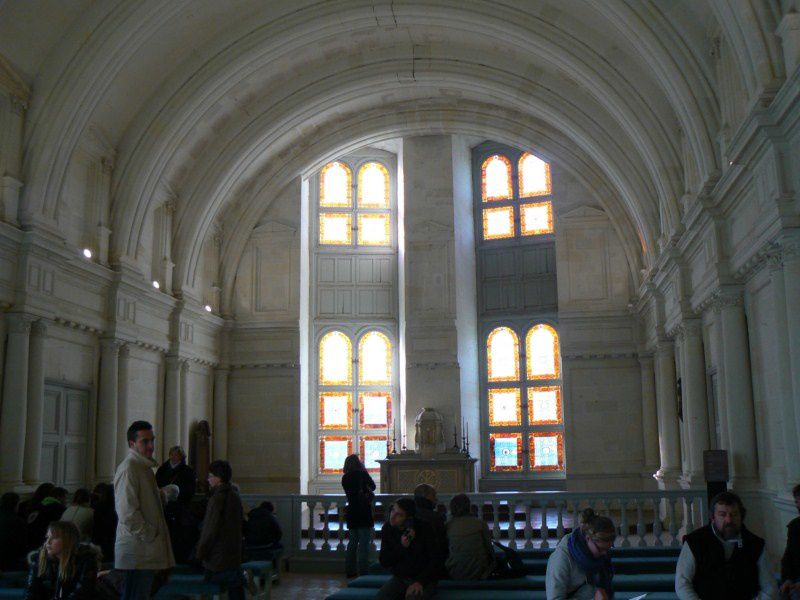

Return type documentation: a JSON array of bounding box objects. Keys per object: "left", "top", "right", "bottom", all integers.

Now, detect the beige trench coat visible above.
[{"left": 113, "top": 448, "right": 175, "bottom": 570}]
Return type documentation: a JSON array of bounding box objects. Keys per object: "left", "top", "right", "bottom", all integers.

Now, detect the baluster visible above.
[
  {"left": 652, "top": 497, "right": 663, "bottom": 547},
  {"left": 306, "top": 501, "right": 317, "bottom": 551},
  {"left": 698, "top": 493, "right": 708, "bottom": 525},
  {"left": 668, "top": 497, "right": 679, "bottom": 546},
  {"left": 523, "top": 504, "right": 533, "bottom": 550},
  {"left": 507, "top": 501, "right": 517, "bottom": 549},
  {"left": 619, "top": 498, "right": 630, "bottom": 547},
  {"left": 556, "top": 501, "right": 565, "bottom": 540},
  {"left": 336, "top": 500, "right": 346, "bottom": 553},
  {"left": 492, "top": 500, "right": 501, "bottom": 541},
  {"left": 636, "top": 498, "right": 646, "bottom": 547},
  {"left": 540, "top": 500, "right": 550, "bottom": 549},
  {"left": 685, "top": 496, "right": 695, "bottom": 534},
  {"left": 321, "top": 501, "right": 331, "bottom": 552},
  {"left": 371, "top": 499, "right": 382, "bottom": 552}
]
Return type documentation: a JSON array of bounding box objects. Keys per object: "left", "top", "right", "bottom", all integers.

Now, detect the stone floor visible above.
[{"left": 272, "top": 572, "right": 347, "bottom": 600}]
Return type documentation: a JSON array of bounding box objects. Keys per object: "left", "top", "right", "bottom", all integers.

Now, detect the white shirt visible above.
[{"left": 675, "top": 527, "right": 777, "bottom": 600}]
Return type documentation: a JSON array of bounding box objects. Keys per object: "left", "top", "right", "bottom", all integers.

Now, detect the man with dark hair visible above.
[
  {"left": 780, "top": 484, "right": 800, "bottom": 598},
  {"left": 376, "top": 497, "right": 440, "bottom": 599},
  {"left": 413, "top": 483, "right": 448, "bottom": 577},
  {"left": 114, "top": 420, "right": 175, "bottom": 600},
  {"left": 675, "top": 491, "right": 776, "bottom": 599},
  {"left": 0, "top": 492, "right": 27, "bottom": 570},
  {"left": 245, "top": 501, "right": 283, "bottom": 547},
  {"left": 197, "top": 460, "right": 245, "bottom": 600}
]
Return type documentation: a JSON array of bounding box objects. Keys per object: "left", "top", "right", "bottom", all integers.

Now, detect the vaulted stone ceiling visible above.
[{"left": 0, "top": 0, "right": 788, "bottom": 307}]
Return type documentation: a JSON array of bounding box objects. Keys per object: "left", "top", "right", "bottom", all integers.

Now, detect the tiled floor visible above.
[{"left": 272, "top": 572, "right": 348, "bottom": 600}]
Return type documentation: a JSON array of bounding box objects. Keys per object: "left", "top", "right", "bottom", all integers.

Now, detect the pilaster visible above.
[
  {"left": 675, "top": 319, "right": 709, "bottom": 486},
  {"left": 115, "top": 344, "right": 131, "bottom": 466},
  {"left": 96, "top": 338, "right": 122, "bottom": 482},
  {"left": 23, "top": 319, "right": 48, "bottom": 485},
  {"left": 0, "top": 314, "right": 32, "bottom": 488},
  {"left": 654, "top": 340, "right": 681, "bottom": 487}
]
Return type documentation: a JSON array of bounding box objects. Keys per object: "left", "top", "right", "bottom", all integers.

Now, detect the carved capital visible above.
[
  {"left": 5, "top": 313, "right": 32, "bottom": 335},
  {"left": 655, "top": 340, "right": 674, "bottom": 356},
  {"left": 674, "top": 319, "right": 702, "bottom": 340},
  {"left": 30, "top": 319, "right": 48, "bottom": 338},
  {"left": 710, "top": 289, "right": 743, "bottom": 313},
  {"left": 118, "top": 344, "right": 131, "bottom": 359},
  {"left": 100, "top": 338, "right": 124, "bottom": 356}
]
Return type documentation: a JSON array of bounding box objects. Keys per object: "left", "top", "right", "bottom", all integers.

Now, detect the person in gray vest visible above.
[{"left": 676, "top": 491, "right": 776, "bottom": 600}]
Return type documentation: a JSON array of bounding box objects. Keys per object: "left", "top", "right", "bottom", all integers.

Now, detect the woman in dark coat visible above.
[
  {"left": 25, "top": 521, "right": 100, "bottom": 600},
  {"left": 341, "top": 454, "right": 376, "bottom": 578}
]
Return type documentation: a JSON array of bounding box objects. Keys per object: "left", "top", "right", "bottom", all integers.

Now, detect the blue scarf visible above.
[{"left": 566, "top": 529, "right": 614, "bottom": 598}]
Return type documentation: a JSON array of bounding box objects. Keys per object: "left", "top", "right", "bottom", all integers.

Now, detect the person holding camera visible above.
[{"left": 376, "top": 497, "right": 440, "bottom": 600}]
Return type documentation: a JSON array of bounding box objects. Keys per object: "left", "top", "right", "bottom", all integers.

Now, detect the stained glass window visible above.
[
  {"left": 528, "top": 386, "right": 562, "bottom": 425},
  {"left": 358, "top": 162, "right": 390, "bottom": 208},
  {"left": 488, "top": 388, "right": 521, "bottom": 426},
  {"left": 359, "top": 392, "right": 392, "bottom": 429},
  {"left": 483, "top": 206, "right": 515, "bottom": 240},
  {"left": 489, "top": 433, "right": 523, "bottom": 471},
  {"left": 518, "top": 153, "right": 551, "bottom": 198},
  {"left": 520, "top": 201, "right": 553, "bottom": 235},
  {"left": 526, "top": 324, "right": 560, "bottom": 380},
  {"left": 319, "top": 436, "right": 352, "bottom": 473},
  {"left": 360, "top": 435, "right": 388, "bottom": 471},
  {"left": 319, "top": 392, "right": 352, "bottom": 429},
  {"left": 319, "top": 331, "right": 352, "bottom": 385},
  {"left": 482, "top": 155, "right": 513, "bottom": 201},
  {"left": 320, "top": 162, "right": 352, "bottom": 207},
  {"left": 358, "top": 213, "right": 391, "bottom": 246},
  {"left": 529, "top": 432, "right": 564, "bottom": 470},
  {"left": 359, "top": 331, "right": 391, "bottom": 384},
  {"left": 319, "top": 213, "right": 352, "bottom": 245},
  {"left": 487, "top": 327, "right": 519, "bottom": 382}
]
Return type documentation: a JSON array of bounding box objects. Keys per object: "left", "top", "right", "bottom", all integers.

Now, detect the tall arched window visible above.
[
  {"left": 474, "top": 142, "right": 563, "bottom": 481},
  {"left": 312, "top": 150, "right": 398, "bottom": 486}
]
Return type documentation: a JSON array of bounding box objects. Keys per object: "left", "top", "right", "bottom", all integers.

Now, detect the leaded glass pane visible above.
[
  {"left": 489, "top": 433, "right": 522, "bottom": 471},
  {"left": 360, "top": 435, "right": 387, "bottom": 471},
  {"left": 320, "top": 161, "right": 352, "bottom": 207},
  {"left": 520, "top": 201, "right": 553, "bottom": 235},
  {"left": 359, "top": 331, "right": 391, "bottom": 384},
  {"left": 528, "top": 386, "right": 562, "bottom": 424},
  {"left": 319, "top": 331, "right": 352, "bottom": 384},
  {"left": 482, "top": 206, "right": 514, "bottom": 240},
  {"left": 488, "top": 388, "right": 521, "bottom": 426},
  {"left": 518, "top": 153, "right": 551, "bottom": 197},
  {"left": 357, "top": 213, "right": 391, "bottom": 246},
  {"left": 319, "top": 213, "right": 352, "bottom": 245},
  {"left": 320, "top": 436, "right": 351, "bottom": 473},
  {"left": 529, "top": 432, "right": 564, "bottom": 470},
  {"left": 319, "top": 392, "right": 352, "bottom": 429},
  {"left": 487, "top": 327, "right": 519, "bottom": 382},
  {"left": 359, "top": 392, "right": 391, "bottom": 429},
  {"left": 482, "top": 155, "right": 512, "bottom": 201},
  {"left": 358, "top": 162, "right": 390, "bottom": 208},
  {"left": 526, "top": 324, "right": 560, "bottom": 380}
]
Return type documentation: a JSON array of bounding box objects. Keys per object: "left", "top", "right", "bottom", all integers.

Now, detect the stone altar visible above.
[{"left": 378, "top": 408, "right": 477, "bottom": 493}]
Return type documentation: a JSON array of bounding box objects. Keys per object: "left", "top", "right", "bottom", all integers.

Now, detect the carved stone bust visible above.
[{"left": 414, "top": 407, "right": 445, "bottom": 458}]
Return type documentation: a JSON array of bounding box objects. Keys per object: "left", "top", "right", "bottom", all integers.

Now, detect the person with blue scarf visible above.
[{"left": 545, "top": 508, "right": 616, "bottom": 599}]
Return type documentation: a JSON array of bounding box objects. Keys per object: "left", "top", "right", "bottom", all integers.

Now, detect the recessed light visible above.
[
  {"left": 729, "top": 161, "right": 733, "bottom": 166},
  {"left": 82, "top": 248, "right": 93, "bottom": 259},
  {"left": 204, "top": 304, "right": 212, "bottom": 312},
  {"left": 152, "top": 280, "right": 160, "bottom": 289}
]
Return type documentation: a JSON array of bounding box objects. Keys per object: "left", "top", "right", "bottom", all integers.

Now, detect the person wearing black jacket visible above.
[
  {"left": 377, "top": 497, "right": 440, "bottom": 600},
  {"left": 342, "top": 454, "right": 376, "bottom": 578},
  {"left": 25, "top": 521, "right": 100, "bottom": 600},
  {"left": 0, "top": 492, "right": 27, "bottom": 570},
  {"left": 155, "top": 445, "right": 197, "bottom": 563},
  {"left": 781, "top": 484, "right": 800, "bottom": 598}
]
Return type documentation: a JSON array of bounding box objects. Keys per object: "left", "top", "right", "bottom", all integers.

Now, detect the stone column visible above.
[
  {"left": 213, "top": 367, "right": 229, "bottom": 459},
  {"left": 714, "top": 290, "right": 758, "bottom": 484},
  {"left": 677, "top": 319, "right": 709, "bottom": 484},
  {"left": 23, "top": 320, "right": 48, "bottom": 485},
  {"left": 115, "top": 344, "right": 131, "bottom": 467},
  {"left": 638, "top": 354, "right": 660, "bottom": 475},
  {"left": 402, "top": 135, "right": 461, "bottom": 440},
  {"left": 0, "top": 314, "right": 31, "bottom": 487},
  {"left": 164, "top": 355, "right": 183, "bottom": 450},
  {"left": 767, "top": 249, "right": 800, "bottom": 484},
  {"left": 180, "top": 359, "right": 190, "bottom": 449},
  {"left": 96, "top": 339, "right": 121, "bottom": 482},
  {"left": 780, "top": 239, "right": 800, "bottom": 452},
  {"left": 654, "top": 340, "right": 681, "bottom": 484}
]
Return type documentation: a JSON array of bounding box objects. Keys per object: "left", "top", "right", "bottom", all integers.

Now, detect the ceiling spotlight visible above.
[
  {"left": 82, "top": 248, "right": 93, "bottom": 259},
  {"left": 152, "top": 280, "right": 160, "bottom": 289},
  {"left": 204, "top": 304, "right": 212, "bottom": 312},
  {"left": 729, "top": 161, "right": 733, "bottom": 166}
]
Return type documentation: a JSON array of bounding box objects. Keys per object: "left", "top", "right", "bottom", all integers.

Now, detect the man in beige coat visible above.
[{"left": 114, "top": 420, "right": 176, "bottom": 600}]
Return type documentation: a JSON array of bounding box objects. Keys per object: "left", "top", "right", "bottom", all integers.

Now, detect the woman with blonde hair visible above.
[
  {"left": 545, "top": 508, "right": 616, "bottom": 600},
  {"left": 342, "top": 454, "right": 376, "bottom": 578},
  {"left": 25, "top": 520, "right": 101, "bottom": 599}
]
